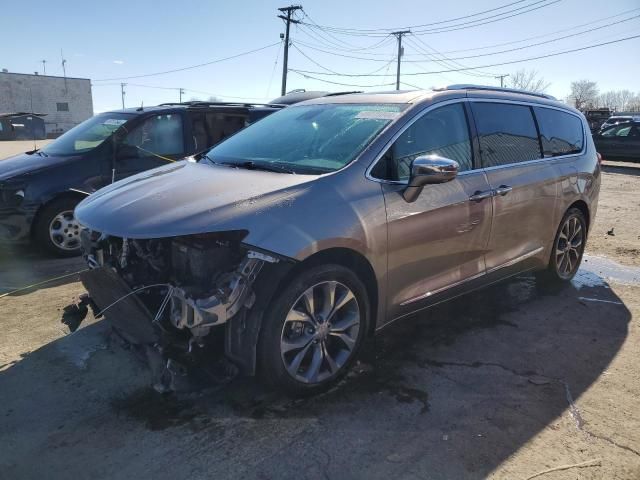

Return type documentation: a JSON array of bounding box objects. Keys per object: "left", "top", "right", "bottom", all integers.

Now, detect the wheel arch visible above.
[
  {"left": 30, "top": 190, "right": 89, "bottom": 238},
  {"left": 228, "top": 246, "right": 381, "bottom": 376},
  {"left": 288, "top": 247, "right": 379, "bottom": 337},
  {"left": 567, "top": 199, "right": 591, "bottom": 233}
]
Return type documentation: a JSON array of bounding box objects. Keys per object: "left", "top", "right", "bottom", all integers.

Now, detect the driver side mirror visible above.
[{"left": 403, "top": 154, "right": 459, "bottom": 203}]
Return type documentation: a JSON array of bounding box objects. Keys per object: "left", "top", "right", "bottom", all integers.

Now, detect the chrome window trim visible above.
[
  {"left": 365, "top": 97, "right": 588, "bottom": 184},
  {"left": 468, "top": 98, "right": 587, "bottom": 170},
  {"left": 365, "top": 98, "right": 474, "bottom": 185}
]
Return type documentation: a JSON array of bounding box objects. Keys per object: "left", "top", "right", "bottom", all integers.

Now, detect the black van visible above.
[{"left": 0, "top": 102, "right": 283, "bottom": 256}]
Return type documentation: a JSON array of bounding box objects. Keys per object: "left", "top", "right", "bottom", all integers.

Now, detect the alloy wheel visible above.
[
  {"left": 49, "top": 210, "right": 81, "bottom": 251},
  {"left": 280, "top": 280, "right": 360, "bottom": 384},
  {"left": 555, "top": 215, "right": 584, "bottom": 279}
]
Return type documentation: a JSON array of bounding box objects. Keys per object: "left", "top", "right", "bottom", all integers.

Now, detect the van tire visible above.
[
  {"left": 257, "top": 264, "right": 369, "bottom": 397},
  {"left": 538, "top": 207, "right": 587, "bottom": 285}
]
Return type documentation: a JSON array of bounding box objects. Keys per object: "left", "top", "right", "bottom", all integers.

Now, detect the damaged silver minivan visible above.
[{"left": 75, "top": 85, "right": 600, "bottom": 395}]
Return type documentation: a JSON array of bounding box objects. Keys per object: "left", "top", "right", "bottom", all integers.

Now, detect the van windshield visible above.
[
  {"left": 205, "top": 103, "right": 405, "bottom": 174},
  {"left": 41, "top": 113, "right": 133, "bottom": 156}
]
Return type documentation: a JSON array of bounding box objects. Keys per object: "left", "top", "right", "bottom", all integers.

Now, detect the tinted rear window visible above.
[
  {"left": 535, "top": 107, "right": 584, "bottom": 157},
  {"left": 471, "top": 102, "right": 541, "bottom": 167}
]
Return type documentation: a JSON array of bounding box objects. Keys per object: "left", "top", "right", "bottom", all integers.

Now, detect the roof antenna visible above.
[{"left": 137, "top": 101, "right": 144, "bottom": 112}]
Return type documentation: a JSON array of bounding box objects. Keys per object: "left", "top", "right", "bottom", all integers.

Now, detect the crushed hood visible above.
[
  {"left": 75, "top": 160, "right": 317, "bottom": 238},
  {"left": 0, "top": 152, "right": 81, "bottom": 181}
]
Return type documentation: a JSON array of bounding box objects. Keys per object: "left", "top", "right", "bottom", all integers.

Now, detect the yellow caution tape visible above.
[{"left": 0, "top": 269, "right": 88, "bottom": 299}]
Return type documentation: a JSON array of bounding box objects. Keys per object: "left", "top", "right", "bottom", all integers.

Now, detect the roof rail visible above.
[
  {"left": 157, "top": 101, "right": 284, "bottom": 108},
  {"left": 435, "top": 84, "right": 557, "bottom": 101},
  {"left": 324, "top": 90, "right": 363, "bottom": 97}
]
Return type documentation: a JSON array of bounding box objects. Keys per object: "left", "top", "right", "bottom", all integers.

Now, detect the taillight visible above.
[{"left": 596, "top": 152, "right": 603, "bottom": 165}]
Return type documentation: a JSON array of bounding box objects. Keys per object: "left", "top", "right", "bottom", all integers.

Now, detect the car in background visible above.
[
  {"left": 75, "top": 85, "right": 600, "bottom": 395},
  {"left": 0, "top": 101, "right": 284, "bottom": 256},
  {"left": 593, "top": 120, "right": 640, "bottom": 161},
  {"left": 599, "top": 115, "right": 639, "bottom": 132}
]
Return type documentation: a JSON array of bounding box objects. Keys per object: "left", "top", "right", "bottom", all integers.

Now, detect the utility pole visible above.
[
  {"left": 179, "top": 88, "right": 184, "bottom": 103},
  {"left": 392, "top": 30, "right": 410, "bottom": 90},
  {"left": 42, "top": 60, "right": 46, "bottom": 75},
  {"left": 120, "top": 83, "right": 126, "bottom": 109},
  {"left": 278, "top": 5, "right": 302, "bottom": 96},
  {"left": 495, "top": 74, "right": 508, "bottom": 88}
]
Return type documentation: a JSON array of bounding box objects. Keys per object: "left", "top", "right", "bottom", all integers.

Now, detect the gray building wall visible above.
[{"left": 0, "top": 72, "right": 93, "bottom": 135}]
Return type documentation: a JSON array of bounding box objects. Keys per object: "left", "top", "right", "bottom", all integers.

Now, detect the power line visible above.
[
  {"left": 399, "top": 0, "right": 563, "bottom": 35},
  {"left": 299, "top": 12, "right": 394, "bottom": 51},
  {"left": 292, "top": 42, "right": 394, "bottom": 76},
  {"left": 417, "top": 13, "right": 640, "bottom": 61},
  {"left": 289, "top": 33, "right": 640, "bottom": 77},
  {"left": 293, "top": 8, "right": 640, "bottom": 58},
  {"left": 296, "top": 0, "right": 532, "bottom": 34},
  {"left": 434, "top": 7, "right": 640, "bottom": 54},
  {"left": 93, "top": 42, "right": 281, "bottom": 81},
  {"left": 266, "top": 39, "right": 284, "bottom": 98},
  {"left": 93, "top": 82, "right": 272, "bottom": 101},
  {"left": 297, "top": 0, "right": 560, "bottom": 36},
  {"left": 404, "top": 36, "right": 496, "bottom": 78},
  {"left": 291, "top": 70, "right": 395, "bottom": 88},
  {"left": 298, "top": 9, "right": 630, "bottom": 66}
]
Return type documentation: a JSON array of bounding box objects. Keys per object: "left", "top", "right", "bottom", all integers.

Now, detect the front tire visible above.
[
  {"left": 539, "top": 207, "right": 587, "bottom": 284},
  {"left": 34, "top": 197, "right": 83, "bottom": 257},
  {"left": 257, "top": 264, "right": 369, "bottom": 396}
]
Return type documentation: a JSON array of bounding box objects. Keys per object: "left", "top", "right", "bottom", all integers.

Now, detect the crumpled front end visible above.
[{"left": 78, "top": 228, "right": 288, "bottom": 390}]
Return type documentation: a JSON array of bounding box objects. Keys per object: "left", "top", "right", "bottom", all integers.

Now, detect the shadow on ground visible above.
[
  {"left": 0, "top": 244, "right": 85, "bottom": 296},
  {"left": 0, "top": 270, "right": 631, "bottom": 479}
]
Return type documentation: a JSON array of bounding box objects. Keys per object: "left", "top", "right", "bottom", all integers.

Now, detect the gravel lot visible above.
[
  {"left": 0, "top": 139, "right": 52, "bottom": 159},
  {"left": 1, "top": 146, "right": 639, "bottom": 478}
]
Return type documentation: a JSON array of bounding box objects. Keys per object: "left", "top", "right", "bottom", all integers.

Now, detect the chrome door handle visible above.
[
  {"left": 469, "top": 190, "right": 494, "bottom": 202},
  {"left": 494, "top": 185, "right": 513, "bottom": 196}
]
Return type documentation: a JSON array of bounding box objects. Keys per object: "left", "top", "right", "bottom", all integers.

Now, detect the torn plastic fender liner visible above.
[{"left": 225, "top": 257, "right": 296, "bottom": 375}]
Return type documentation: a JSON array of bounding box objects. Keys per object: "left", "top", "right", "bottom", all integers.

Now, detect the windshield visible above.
[
  {"left": 41, "top": 113, "right": 133, "bottom": 156},
  {"left": 205, "top": 103, "right": 405, "bottom": 174}
]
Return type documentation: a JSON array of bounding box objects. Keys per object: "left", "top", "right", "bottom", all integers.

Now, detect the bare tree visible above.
[
  {"left": 596, "top": 90, "right": 640, "bottom": 111},
  {"left": 508, "top": 69, "right": 550, "bottom": 93},
  {"left": 568, "top": 80, "right": 599, "bottom": 110},
  {"left": 628, "top": 93, "right": 640, "bottom": 112},
  {"left": 617, "top": 90, "right": 635, "bottom": 111},
  {"left": 597, "top": 91, "right": 619, "bottom": 110}
]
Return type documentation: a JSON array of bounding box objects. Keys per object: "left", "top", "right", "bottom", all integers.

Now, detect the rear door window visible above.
[
  {"left": 534, "top": 107, "right": 584, "bottom": 157},
  {"left": 471, "top": 102, "right": 541, "bottom": 168},
  {"left": 372, "top": 102, "right": 473, "bottom": 181}
]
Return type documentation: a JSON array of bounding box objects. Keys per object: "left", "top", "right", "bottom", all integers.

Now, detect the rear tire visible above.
[
  {"left": 34, "top": 197, "right": 83, "bottom": 257},
  {"left": 538, "top": 207, "right": 587, "bottom": 284},
  {"left": 257, "top": 264, "right": 369, "bottom": 396}
]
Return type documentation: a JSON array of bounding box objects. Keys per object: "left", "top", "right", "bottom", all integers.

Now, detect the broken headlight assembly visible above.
[{"left": 78, "top": 229, "right": 280, "bottom": 388}]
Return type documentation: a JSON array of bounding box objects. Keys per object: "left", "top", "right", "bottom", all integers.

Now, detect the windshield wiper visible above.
[
  {"left": 202, "top": 153, "right": 224, "bottom": 166},
  {"left": 203, "top": 155, "right": 295, "bottom": 174},
  {"left": 236, "top": 161, "right": 295, "bottom": 174}
]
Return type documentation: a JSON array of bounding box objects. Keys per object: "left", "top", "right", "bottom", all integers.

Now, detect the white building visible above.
[{"left": 0, "top": 71, "right": 93, "bottom": 136}]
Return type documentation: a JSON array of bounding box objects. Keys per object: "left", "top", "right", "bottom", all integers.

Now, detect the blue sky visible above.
[{"left": 2, "top": 0, "right": 639, "bottom": 112}]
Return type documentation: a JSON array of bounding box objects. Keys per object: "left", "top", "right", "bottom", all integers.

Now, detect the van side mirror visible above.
[{"left": 403, "top": 155, "right": 459, "bottom": 203}]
